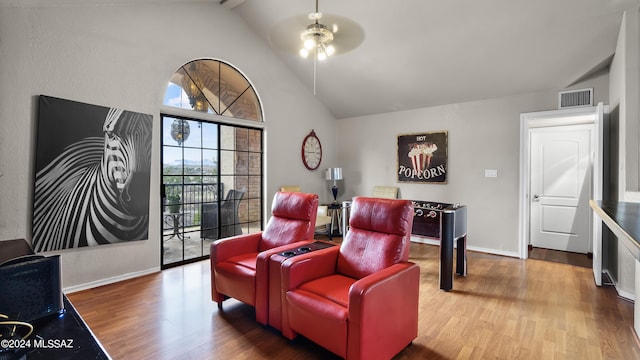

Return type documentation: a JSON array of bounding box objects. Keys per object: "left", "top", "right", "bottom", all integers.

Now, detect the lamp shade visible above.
[{"left": 326, "top": 168, "right": 343, "bottom": 181}]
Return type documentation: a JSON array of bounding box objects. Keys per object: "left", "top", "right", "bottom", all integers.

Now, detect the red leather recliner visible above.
[
  {"left": 281, "top": 196, "right": 419, "bottom": 360},
  {"left": 210, "top": 191, "right": 318, "bottom": 325}
]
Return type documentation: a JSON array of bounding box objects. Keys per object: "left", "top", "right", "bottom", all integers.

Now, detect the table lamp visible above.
[{"left": 326, "top": 167, "right": 343, "bottom": 204}]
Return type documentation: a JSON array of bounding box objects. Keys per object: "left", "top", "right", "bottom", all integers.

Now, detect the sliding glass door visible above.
[{"left": 161, "top": 115, "right": 263, "bottom": 268}]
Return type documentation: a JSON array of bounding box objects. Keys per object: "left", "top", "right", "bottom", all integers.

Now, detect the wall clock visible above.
[{"left": 301, "top": 130, "right": 322, "bottom": 170}]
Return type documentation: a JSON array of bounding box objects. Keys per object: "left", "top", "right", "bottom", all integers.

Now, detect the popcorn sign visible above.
[{"left": 397, "top": 131, "right": 448, "bottom": 183}]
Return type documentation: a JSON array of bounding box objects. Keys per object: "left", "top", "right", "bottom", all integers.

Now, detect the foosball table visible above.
[{"left": 411, "top": 201, "right": 468, "bottom": 291}]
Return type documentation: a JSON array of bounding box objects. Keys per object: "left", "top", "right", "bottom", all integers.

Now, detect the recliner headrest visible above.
[
  {"left": 271, "top": 191, "right": 319, "bottom": 221},
  {"left": 349, "top": 197, "right": 413, "bottom": 236}
]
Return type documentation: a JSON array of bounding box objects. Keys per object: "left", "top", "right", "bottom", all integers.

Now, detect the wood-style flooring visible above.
[{"left": 68, "top": 241, "right": 640, "bottom": 359}]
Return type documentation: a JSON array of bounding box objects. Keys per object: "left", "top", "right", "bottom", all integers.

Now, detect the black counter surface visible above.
[{"left": 592, "top": 200, "right": 640, "bottom": 260}]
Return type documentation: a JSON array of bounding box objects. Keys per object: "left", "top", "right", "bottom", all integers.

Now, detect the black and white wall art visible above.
[{"left": 32, "top": 96, "right": 153, "bottom": 251}]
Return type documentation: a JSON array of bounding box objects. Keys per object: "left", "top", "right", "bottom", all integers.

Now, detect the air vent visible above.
[{"left": 558, "top": 88, "right": 593, "bottom": 109}]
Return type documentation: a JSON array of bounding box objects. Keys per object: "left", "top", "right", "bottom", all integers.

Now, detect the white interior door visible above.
[{"left": 530, "top": 125, "right": 592, "bottom": 253}]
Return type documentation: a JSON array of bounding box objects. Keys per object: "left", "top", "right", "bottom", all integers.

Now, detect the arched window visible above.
[
  {"left": 161, "top": 59, "right": 264, "bottom": 268},
  {"left": 163, "top": 59, "right": 263, "bottom": 122}
]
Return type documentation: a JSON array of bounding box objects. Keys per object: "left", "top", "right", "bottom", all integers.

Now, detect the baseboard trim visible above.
[
  {"left": 410, "top": 237, "right": 439, "bottom": 246},
  {"left": 616, "top": 287, "right": 635, "bottom": 302},
  {"left": 63, "top": 267, "right": 161, "bottom": 294},
  {"left": 471, "top": 246, "right": 520, "bottom": 258},
  {"left": 410, "top": 236, "right": 520, "bottom": 258},
  {"left": 603, "top": 269, "right": 635, "bottom": 302}
]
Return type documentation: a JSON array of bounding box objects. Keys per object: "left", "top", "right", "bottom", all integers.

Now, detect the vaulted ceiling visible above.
[{"left": 229, "top": 0, "right": 640, "bottom": 119}]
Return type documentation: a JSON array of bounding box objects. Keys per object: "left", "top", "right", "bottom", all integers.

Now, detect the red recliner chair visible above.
[
  {"left": 210, "top": 191, "right": 318, "bottom": 325},
  {"left": 281, "top": 196, "right": 419, "bottom": 360}
]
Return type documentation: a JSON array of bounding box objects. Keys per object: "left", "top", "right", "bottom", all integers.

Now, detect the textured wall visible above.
[{"left": 0, "top": 2, "right": 337, "bottom": 290}]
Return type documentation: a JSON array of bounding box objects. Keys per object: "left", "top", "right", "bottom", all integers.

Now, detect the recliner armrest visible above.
[
  {"left": 281, "top": 246, "right": 340, "bottom": 291},
  {"left": 347, "top": 262, "right": 420, "bottom": 360},
  {"left": 280, "top": 246, "right": 340, "bottom": 340},
  {"left": 210, "top": 232, "right": 263, "bottom": 264},
  {"left": 349, "top": 262, "right": 419, "bottom": 299}
]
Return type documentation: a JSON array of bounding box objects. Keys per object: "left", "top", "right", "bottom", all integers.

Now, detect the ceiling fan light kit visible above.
[{"left": 299, "top": 21, "right": 336, "bottom": 61}]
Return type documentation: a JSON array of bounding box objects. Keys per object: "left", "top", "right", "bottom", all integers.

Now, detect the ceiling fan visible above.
[
  {"left": 298, "top": 0, "right": 336, "bottom": 61},
  {"left": 269, "top": 0, "right": 364, "bottom": 93}
]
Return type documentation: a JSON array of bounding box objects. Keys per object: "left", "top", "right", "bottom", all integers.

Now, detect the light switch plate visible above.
[{"left": 484, "top": 169, "right": 498, "bottom": 178}]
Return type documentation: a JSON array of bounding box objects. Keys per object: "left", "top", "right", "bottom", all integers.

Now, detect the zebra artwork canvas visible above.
[{"left": 32, "top": 96, "right": 153, "bottom": 252}]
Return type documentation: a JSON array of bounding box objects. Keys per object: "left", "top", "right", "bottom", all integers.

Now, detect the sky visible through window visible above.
[
  {"left": 162, "top": 117, "right": 218, "bottom": 167},
  {"left": 164, "top": 83, "right": 197, "bottom": 111},
  {"left": 163, "top": 82, "right": 217, "bottom": 116}
]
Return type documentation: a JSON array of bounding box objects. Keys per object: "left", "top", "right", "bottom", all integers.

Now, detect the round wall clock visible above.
[{"left": 301, "top": 130, "right": 322, "bottom": 170}]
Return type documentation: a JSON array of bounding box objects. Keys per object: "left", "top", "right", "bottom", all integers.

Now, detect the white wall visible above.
[
  {"left": 612, "top": 10, "right": 640, "bottom": 196},
  {"left": 0, "top": 2, "right": 336, "bottom": 289},
  {"left": 337, "top": 74, "right": 609, "bottom": 257},
  {"left": 608, "top": 9, "right": 640, "bottom": 297}
]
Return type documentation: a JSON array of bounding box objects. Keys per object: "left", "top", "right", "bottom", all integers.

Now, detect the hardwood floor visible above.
[{"left": 68, "top": 242, "right": 640, "bottom": 359}]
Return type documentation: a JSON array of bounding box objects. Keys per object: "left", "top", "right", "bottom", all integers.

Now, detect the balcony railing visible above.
[{"left": 163, "top": 183, "right": 223, "bottom": 229}]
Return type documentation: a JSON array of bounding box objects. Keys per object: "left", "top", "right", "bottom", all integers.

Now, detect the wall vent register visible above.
[{"left": 558, "top": 88, "right": 593, "bottom": 109}]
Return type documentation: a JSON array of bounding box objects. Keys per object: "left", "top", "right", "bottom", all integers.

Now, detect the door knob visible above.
[{"left": 532, "top": 194, "right": 540, "bottom": 201}]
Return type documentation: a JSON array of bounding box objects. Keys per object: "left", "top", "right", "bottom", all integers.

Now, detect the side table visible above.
[{"left": 325, "top": 203, "right": 343, "bottom": 237}]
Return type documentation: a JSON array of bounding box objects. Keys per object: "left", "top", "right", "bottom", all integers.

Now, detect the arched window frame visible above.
[
  {"left": 162, "top": 58, "right": 264, "bottom": 123},
  {"left": 160, "top": 58, "right": 265, "bottom": 269}
]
